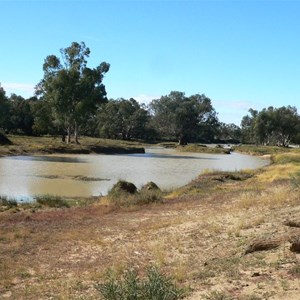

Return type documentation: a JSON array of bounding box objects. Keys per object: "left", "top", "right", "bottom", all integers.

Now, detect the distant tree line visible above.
[
  {"left": 1, "top": 41, "right": 300, "bottom": 146},
  {"left": 241, "top": 106, "right": 300, "bottom": 146}
]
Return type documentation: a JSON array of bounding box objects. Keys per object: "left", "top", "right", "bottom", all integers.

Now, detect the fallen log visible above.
[
  {"left": 284, "top": 220, "right": 300, "bottom": 228},
  {"left": 245, "top": 238, "right": 282, "bottom": 254}
]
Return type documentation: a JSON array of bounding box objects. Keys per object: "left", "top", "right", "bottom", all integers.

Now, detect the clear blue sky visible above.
[{"left": 1, "top": 0, "right": 300, "bottom": 125}]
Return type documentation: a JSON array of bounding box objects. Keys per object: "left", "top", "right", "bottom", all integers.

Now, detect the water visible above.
[{"left": 0, "top": 147, "right": 269, "bottom": 200}]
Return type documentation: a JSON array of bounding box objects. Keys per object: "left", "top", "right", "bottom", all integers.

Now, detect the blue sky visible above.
[{"left": 1, "top": 0, "right": 300, "bottom": 125}]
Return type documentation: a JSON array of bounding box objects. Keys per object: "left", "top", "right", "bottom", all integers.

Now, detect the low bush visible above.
[
  {"left": 272, "top": 152, "right": 300, "bottom": 164},
  {"left": 35, "top": 195, "right": 70, "bottom": 208},
  {"left": 0, "top": 131, "right": 12, "bottom": 145},
  {"left": 109, "top": 180, "right": 137, "bottom": 195},
  {"left": 141, "top": 181, "right": 160, "bottom": 191},
  {"left": 107, "top": 181, "right": 163, "bottom": 207},
  {"left": 0, "top": 195, "right": 18, "bottom": 207},
  {"left": 95, "top": 265, "right": 186, "bottom": 300}
]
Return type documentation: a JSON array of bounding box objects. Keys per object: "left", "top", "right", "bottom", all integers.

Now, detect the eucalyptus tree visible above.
[
  {"left": 218, "top": 123, "right": 242, "bottom": 142},
  {"left": 6, "top": 94, "right": 34, "bottom": 135},
  {"left": 97, "top": 98, "right": 149, "bottom": 140},
  {"left": 241, "top": 106, "right": 300, "bottom": 146},
  {"left": 149, "top": 91, "right": 219, "bottom": 144},
  {"left": 36, "top": 42, "right": 110, "bottom": 143},
  {"left": 0, "top": 85, "right": 9, "bottom": 130},
  {"left": 255, "top": 106, "right": 300, "bottom": 147}
]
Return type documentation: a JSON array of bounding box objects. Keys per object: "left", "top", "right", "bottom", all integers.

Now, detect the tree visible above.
[
  {"left": 218, "top": 122, "right": 242, "bottom": 142},
  {"left": 36, "top": 41, "right": 110, "bottom": 143},
  {"left": 30, "top": 97, "right": 56, "bottom": 135},
  {"left": 0, "top": 85, "right": 10, "bottom": 130},
  {"left": 149, "top": 91, "right": 219, "bottom": 144},
  {"left": 6, "top": 94, "right": 34, "bottom": 135},
  {"left": 240, "top": 109, "right": 258, "bottom": 144},
  {"left": 241, "top": 106, "right": 300, "bottom": 146},
  {"left": 271, "top": 106, "right": 300, "bottom": 147},
  {"left": 97, "top": 98, "right": 149, "bottom": 140}
]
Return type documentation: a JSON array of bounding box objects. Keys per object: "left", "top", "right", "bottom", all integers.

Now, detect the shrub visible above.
[
  {"left": 109, "top": 180, "right": 137, "bottom": 195},
  {"left": 133, "top": 189, "right": 163, "bottom": 205},
  {"left": 108, "top": 181, "right": 163, "bottom": 207},
  {"left": 0, "top": 131, "right": 12, "bottom": 145},
  {"left": 35, "top": 195, "right": 70, "bottom": 208},
  {"left": 0, "top": 195, "right": 18, "bottom": 207},
  {"left": 95, "top": 265, "right": 185, "bottom": 300},
  {"left": 141, "top": 181, "right": 160, "bottom": 191}
]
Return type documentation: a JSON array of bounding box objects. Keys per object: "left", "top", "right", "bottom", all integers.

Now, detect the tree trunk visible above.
[
  {"left": 178, "top": 135, "right": 187, "bottom": 145},
  {"left": 74, "top": 121, "right": 80, "bottom": 144},
  {"left": 67, "top": 126, "right": 71, "bottom": 144}
]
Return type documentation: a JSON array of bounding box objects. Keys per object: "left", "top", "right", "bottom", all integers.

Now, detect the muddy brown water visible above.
[{"left": 0, "top": 147, "right": 269, "bottom": 200}]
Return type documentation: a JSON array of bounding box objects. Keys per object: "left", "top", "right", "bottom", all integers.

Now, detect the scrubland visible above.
[{"left": 0, "top": 144, "right": 300, "bottom": 299}]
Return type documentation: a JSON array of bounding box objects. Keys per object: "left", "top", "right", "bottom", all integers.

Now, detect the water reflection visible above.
[{"left": 0, "top": 148, "right": 269, "bottom": 199}]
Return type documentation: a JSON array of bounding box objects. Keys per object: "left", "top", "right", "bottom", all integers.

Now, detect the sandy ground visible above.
[{"left": 0, "top": 171, "right": 300, "bottom": 299}]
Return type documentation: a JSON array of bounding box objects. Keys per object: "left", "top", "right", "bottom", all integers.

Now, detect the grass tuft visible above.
[
  {"left": 107, "top": 181, "right": 163, "bottom": 207},
  {"left": 35, "top": 195, "right": 70, "bottom": 208},
  {"left": 202, "top": 290, "right": 233, "bottom": 300},
  {"left": 0, "top": 195, "right": 18, "bottom": 207},
  {"left": 95, "top": 265, "right": 186, "bottom": 300}
]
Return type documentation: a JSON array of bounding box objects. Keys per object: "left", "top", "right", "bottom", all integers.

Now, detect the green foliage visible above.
[
  {"left": 0, "top": 195, "right": 18, "bottom": 207},
  {"left": 178, "top": 144, "right": 231, "bottom": 154},
  {"left": 241, "top": 106, "right": 300, "bottom": 146},
  {"left": 272, "top": 152, "right": 300, "bottom": 164},
  {"left": 108, "top": 181, "right": 163, "bottom": 207},
  {"left": 98, "top": 98, "right": 150, "bottom": 140},
  {"left": 234, "top": 145, "right": 289, "bottom": 156},
  {"left": 95, "top": 265, "right": 185, "bottom": 300},
  {"left": 37, "top": 41, "right": 110, "bottom": 143},
  {"left": 217, "top": 122, "right": 241, "bottom": 143},
  {"left": 109, "top": 180, "right": 138, "bottom": 195},
  {"left": 149, "top": 91, "right": 219, "bottom": 144},
  {"left": 35, "top": 195, "right": 70, "bottom": 208},
  {"left": 0, "top": 85, "right": 10, "bottom": 130},
  {"left": 0, "top": 130, "right": 12, "bottom": 145},
  {"left": 31, "top": 98, "right": 56, "bottom": 135}
]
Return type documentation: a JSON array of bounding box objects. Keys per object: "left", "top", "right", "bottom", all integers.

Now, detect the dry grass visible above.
[
  {"left": 1, "top": 146, "right": 300, "bottom": 299},
  {"left": 0, "top": 135, "right": 146, "bottom": 157}
]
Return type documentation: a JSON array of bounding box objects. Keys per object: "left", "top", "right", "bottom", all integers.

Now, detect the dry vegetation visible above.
[
  {"left": 1, "top": 145, "right": 300, "bottom": 299},
  {"left": 0, "top": 135, "right": 145, "bottom": 157}
]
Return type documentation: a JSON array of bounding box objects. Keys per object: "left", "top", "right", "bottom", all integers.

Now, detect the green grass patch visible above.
[
  {"left": 95, "top": 265, "right": 186, "bottom": 300},
  {"left": 177, "top": 144, "right": 231, "bottom": 154},
  {"left": 0, "top": 195, "right": 18, "bottom": 207},
  {"left": 234, "top": 145, "right": 292, "bottom": 156},
  {"left": 107, "top": 180, "right": 163, "bottom": 207},
  {"left": 108, "top": 188, "right": 163, "bottom": 207},
  {"left": 272, "top": 152, "right": 300, "bottom": 164},
  {"left": 35, "top": 195, "right": 70, "bottom": 208}
]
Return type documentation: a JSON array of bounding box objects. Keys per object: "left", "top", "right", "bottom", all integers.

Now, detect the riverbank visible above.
[
  {"left": 0, "top": 147, "right": 300, "bottom": 299},
  {"left": 0, "top": 135, "right": 145, "bottom": 157}
]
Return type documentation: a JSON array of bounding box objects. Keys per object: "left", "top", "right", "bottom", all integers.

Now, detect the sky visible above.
[{"left": 1, "top": 0, "right": 300, "bottom": 125}]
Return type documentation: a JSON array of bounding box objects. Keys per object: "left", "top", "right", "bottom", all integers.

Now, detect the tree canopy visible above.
[
  {"left": 149, "top": 91, "right": 219, "bottom": 144},
  {"left": 97, "top": 98, "right": 150, "bottom": 140},
  {"left": 1, "top": 41, "right": 300, "bottom": 148},
  {"left": 241, "top": 106, "right": 300, "bottom": 146},
  {"left": 36, "top": 41, "right": 110, "bottom": 143}
]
